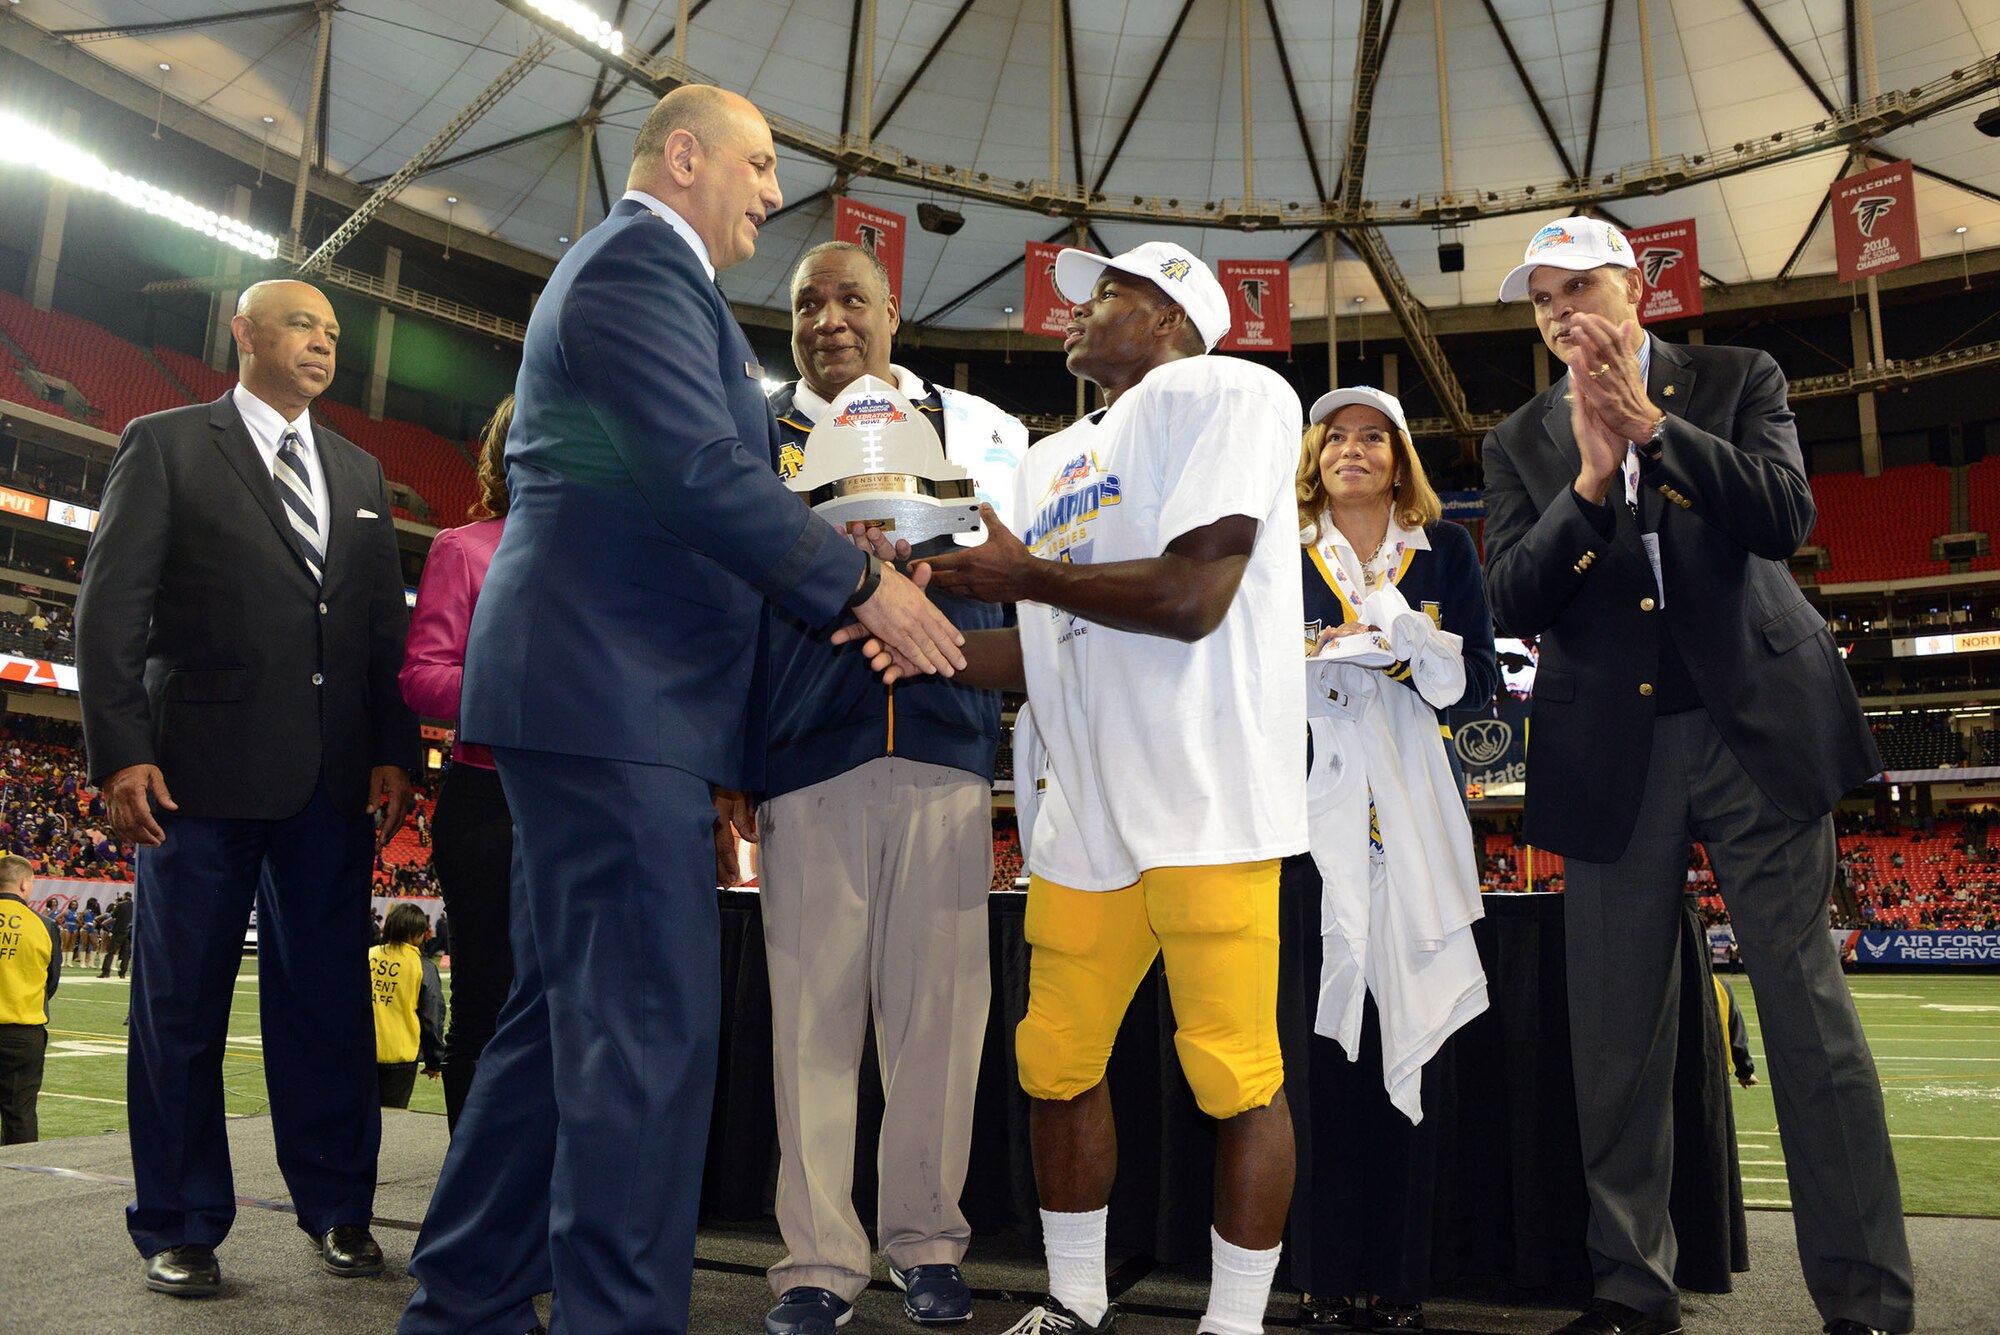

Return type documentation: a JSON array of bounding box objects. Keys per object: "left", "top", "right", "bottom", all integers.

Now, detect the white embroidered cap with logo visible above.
[
  {"left": 1053, "top": 241, "right": 1232, "bottom": 351},
  {"left": 1497, "top": 215, "right": 1635, "bottom": 302},
  {"left": 1308, "top": 384, "right": 1409, "bottom": 434}
]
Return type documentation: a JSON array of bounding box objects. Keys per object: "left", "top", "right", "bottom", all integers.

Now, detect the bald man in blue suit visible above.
[{"left": 400, "top": 86, "right": 966, "bottom": 1335}]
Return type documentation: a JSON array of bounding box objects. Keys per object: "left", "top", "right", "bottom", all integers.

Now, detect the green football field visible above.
[{"left": 26, "top": 961, "right": 2000, "bottom": 1217}]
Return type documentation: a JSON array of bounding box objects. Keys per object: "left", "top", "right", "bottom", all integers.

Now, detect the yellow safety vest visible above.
[
  {"left": 0, "top": 897, "right": 55, "bottom": 1026},
  {"left": 369, "top": 941, "right": 424, "bottom": 1065}
]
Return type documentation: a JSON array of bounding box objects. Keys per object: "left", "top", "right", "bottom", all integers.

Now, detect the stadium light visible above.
[
  {"left": 523, "top": 0, "right": 625, "bottom": 56},
  {"left": 0, "top": 110, "right": 281, "bottom": 259}
]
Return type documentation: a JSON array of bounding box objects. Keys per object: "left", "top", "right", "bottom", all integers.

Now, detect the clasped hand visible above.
[
  {"left": 1565, "top": 312, "right": 1661, "bottom": 500},
  {"left": 832, "top": 505, "right": 1029, "bottom": 684}
]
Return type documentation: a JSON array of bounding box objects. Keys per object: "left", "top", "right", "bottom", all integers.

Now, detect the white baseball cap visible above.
[
  {"left": 1497, "top": 216, "right": 1635, "bottom": 302},
  {"left": 1053, "top": 241, "right": 1231, "bottom": 352},
  {"left": 1309, "top": 385, "right": 1409, "bottom": 436}
]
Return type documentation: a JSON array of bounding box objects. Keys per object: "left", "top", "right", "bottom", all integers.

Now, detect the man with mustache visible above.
[
  {"left": 734, "top": 239, "right": 1024, "bottom": 1334},
  {"left": 78, "top": 277, "right": 418, "bottom": 1297}
]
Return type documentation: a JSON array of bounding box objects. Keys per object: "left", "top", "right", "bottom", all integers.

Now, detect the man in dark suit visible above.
[
  {"left": 99, "top": 889, "right": 132, "bottom": 978},
  {"left": 398, "top": 85, "right": 965, "bottom": 1335},
  {"left": 1481, "top": 216, "right": 1912, "bottom": 1335},
  {"left": 76, "top": 278, "right": 417, "bottom": 1297}
]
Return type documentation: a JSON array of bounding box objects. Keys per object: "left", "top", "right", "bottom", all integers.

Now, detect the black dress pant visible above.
[
  {"left": 100, "top": 930, "right": 129, "bottom": 977},
  {"left": 0, "top": 1024, "right": 47, "bottom": 1144},
  {"left": 427, "top": 762, "right": 515, "bottom": 1129},
  {"left": 378, "top": 1061, "right": 420, "bottom": 1109},
  {"left": 1279, "top": 854, "right": 1454, "bottom": 1307}
]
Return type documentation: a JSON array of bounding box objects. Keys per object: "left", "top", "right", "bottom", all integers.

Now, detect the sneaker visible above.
[
  {"left": 889, "top": 1263, "right": 972, "bottom": 1325},
  {"left": 999, "top": 1295, "right": 1118, "bottom": 1334},
  {"left": 765, "top": 1287, "right": 853, "bottom": 1335}
]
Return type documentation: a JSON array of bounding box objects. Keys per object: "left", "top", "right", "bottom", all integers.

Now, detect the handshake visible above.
[{"left": 830, "top": 505, "right": 1029, "bottom": 686}]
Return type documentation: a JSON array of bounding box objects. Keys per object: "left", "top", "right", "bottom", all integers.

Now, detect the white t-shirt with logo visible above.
[{"left": 1014, "top": 355, "right": 1308, "bottom": 891}]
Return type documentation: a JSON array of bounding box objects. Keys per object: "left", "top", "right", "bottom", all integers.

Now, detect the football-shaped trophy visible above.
[{"left": 785, "top": 375, "right": 981, "bottom": 544}]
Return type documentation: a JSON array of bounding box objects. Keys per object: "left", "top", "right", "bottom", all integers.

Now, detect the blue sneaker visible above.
[
  {"left": 765, "top": 1287, "right": 853, "bottom": 1335},
  {"left": 890, "top": 1264, "right": 973, "bottom": 1325}
]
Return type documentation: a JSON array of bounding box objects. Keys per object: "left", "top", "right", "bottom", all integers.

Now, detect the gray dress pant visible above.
[
  {"left": 1563, "top": 709, "right": 1914, "bottom": 1332},
  {"left": 759, "top": 757, "right": 993, "bottom": 1301}
]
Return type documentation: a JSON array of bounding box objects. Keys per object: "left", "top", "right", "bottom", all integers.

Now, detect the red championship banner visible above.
[
  {"left": 1024, "top": 241, "right": 1070, "bottom": 337},
  {"left": 1217, "top": 260, "right": 1292, "bottom": 352},
  {"left": 833, "top": 197, "right": 906, "bottom": 302},
  {"left": 1625, "top": 218, "right": 1703, "bottom": 323},
  {"left": 1832, "top": 160, "right": 1920, "bottom": 283}
]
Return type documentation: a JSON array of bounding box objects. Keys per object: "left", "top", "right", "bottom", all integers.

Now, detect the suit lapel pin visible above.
[{"left": 1663, "top": 384, "right": 1677, "bottom": 397}]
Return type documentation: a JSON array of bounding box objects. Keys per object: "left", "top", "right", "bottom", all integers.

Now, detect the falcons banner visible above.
[
  {"left": 834, "top": 197, "right": 906, "bottom": 302},
  {"left": 1625, "top": 218, "right": 1703, "bottom": 323},
  {"left": 1832, "top": 160, "right": 1920, "bottom": 284},
  {"left": 1023, "top": 241, "right": 1070, "bottom": 337},
  {"left": 1218, "top": 260, "right": 1291, "bottom": 352}
]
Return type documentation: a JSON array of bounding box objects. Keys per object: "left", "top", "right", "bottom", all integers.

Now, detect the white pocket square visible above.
[{"left": 356, "top": 508, "right": 379, "bottom": 519}]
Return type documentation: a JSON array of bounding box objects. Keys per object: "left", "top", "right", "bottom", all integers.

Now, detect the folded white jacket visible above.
[{"left": 1305, "top": 606, "right": 1488, "bottom": 1124}]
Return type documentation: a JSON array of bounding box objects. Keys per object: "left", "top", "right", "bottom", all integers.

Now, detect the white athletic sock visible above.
[
  {"left": 1198, "top": 1227, "right": 1281, "bottom": 1335},
  {"left": 1040, "top": 1206, "right": 1109, "bottom": 1326}
]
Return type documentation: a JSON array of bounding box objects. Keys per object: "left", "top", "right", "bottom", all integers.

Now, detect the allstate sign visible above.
[{"left": 1831, "top": 929, "right": 2000, "bottom": 966}]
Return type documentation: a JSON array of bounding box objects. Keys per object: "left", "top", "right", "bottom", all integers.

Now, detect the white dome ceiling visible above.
[{"left": 9, "top": 0, "right": 1998, "bottom": 330}]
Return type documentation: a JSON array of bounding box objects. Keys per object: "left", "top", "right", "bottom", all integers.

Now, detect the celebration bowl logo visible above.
[
  {"left": 833, "top": 396, "right": 906, "bottom": 429},
  {"left": 1455, "top": 718, "right": 1514, "bottom": 768},
  {"left": 1159, "top": 257, "right": 1191, "bottom": 282},
  {"left": 1527, "top": 224, "right": 1574, "bottom": 256}
]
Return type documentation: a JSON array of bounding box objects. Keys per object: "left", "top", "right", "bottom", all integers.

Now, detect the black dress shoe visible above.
[
  {"left": 143, "top": 1244, "right": 220, "bottom": 1297},
  {"left": 1300, "top": 1293, "right": 1368, "bottom": 1330},
  {"left": 1824, "top": 1322, "right": 1895, "bottom": 1335},
  {"left": 1549, "top": 1298, "right": 1683, "bottom": 1335},
  {"left": 317, "top": 1224, "right": 385, "bottom": 1276}
]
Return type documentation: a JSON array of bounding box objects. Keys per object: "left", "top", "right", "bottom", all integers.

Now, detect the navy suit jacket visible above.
[
  {"left": 1481, "top": 338, "right": 1880, "bottom": 862},
  {"left": 460, "top": 198, "right": 864, "bottom": 788},
  {"left": 77, "top": 394, "right": 418, "bottom": 820}
]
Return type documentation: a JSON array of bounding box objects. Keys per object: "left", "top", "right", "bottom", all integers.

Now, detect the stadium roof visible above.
[{"left": 5, "top": 0, "right": 1997, "bottom": 335}]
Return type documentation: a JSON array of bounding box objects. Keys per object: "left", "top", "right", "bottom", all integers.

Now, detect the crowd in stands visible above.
[
  {"left": 0, "top": 714, "right": 132, "bottom": 882},
  {"left": 0, "top": 606, "right": 72, "bottom": 662},
  {"left": 1474, "top": 809, "right": 2000, "bottom": 932},
  {"left": 1869, "top": 710, "right": 1970, "bottom": 770}
]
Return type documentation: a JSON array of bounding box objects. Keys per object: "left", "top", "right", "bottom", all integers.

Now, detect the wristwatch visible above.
[
  {"left": 1635, "top": 412, "right": 1669, "bottom": 462},
  {"left": 845, "top": 553, "right": 883, "bottom": 610}
]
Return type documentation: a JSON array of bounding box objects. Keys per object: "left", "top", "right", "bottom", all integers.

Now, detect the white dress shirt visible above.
[{"left": 232, "top": 384, "right": 327, "bottom": 545}]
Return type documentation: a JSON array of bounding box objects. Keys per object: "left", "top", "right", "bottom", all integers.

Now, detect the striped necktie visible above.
[{"left": 273, "top": 427, "right": 324, "bottom": 583}]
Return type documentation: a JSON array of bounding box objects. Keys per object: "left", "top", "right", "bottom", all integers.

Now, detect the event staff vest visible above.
[
  {"left": 0, "top": 895, "right": 55, "bottom": 1026},
  {"left": 368, "top": 941, "right": 423, "bottom": 1064}
]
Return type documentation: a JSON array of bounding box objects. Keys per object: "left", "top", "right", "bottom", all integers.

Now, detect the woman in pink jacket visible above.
[{"left": 399, "top": 399, "right": 513, "bottom": 1129}]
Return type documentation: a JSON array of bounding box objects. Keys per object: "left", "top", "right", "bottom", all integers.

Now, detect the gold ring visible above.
[{"left": 1587, "top": 366, "right": 1609, "bottom": 378}]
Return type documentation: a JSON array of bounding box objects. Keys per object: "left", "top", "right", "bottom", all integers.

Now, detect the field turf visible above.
[{"left": 27, "top": 960, "right": 2000, "bottom": 1216}]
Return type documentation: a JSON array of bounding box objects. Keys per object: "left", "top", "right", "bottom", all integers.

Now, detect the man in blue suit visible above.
[{"left": 398, "top": 86, "right": 966, "bottom": 1335}]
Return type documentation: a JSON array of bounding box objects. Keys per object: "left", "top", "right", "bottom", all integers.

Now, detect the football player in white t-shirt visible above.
[{"left": 840, "top": 242, "right": 1306, "bottom": 1335}]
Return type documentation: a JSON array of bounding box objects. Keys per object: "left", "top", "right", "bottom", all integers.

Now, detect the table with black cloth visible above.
[{"left": 701, "top": 887, "right": 1748, "bottom": 1293}]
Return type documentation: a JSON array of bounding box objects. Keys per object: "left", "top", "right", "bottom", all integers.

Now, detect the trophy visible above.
[{"left": 785, "top": 375, "right": 981, "bottom": 544}]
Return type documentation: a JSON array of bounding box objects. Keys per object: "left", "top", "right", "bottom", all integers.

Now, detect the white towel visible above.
[{"left": 1305, "top": 652, "right": 1488, "bottom": 1123}]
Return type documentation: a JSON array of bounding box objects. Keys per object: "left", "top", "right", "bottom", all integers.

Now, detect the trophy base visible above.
[{"left": 813, "top": 493, "right": 982, "bottom": 545}]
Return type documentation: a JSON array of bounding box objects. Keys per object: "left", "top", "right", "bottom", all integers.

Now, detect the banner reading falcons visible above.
[
  {"left": 1023, "top": 241, "right": 1070, "bottom": 337},
  {"left": 834, "top": 197, "right": 906, "bottom": 302},
  {"left": 1624, "top": 218, "right": 1703, "bottom": 323},
  {"left": 1217, "top": 261, "right": 1292, "bottom": 352},
  {"left": 1832, "top": 159, "right": 1920, "bottom": 284}
]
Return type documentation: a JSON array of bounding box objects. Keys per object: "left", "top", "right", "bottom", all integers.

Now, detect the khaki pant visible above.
[{"left": 759, "top": 757, "right": 993, "bottom": 1301}]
